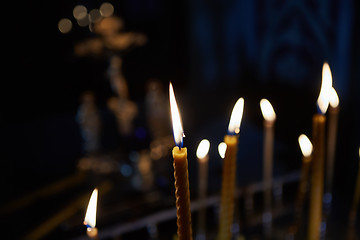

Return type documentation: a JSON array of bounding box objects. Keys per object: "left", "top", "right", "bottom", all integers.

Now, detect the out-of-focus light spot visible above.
[
  {"left": 77, "top": 14, "right": 90, "bottom": 27},
  {"left": 329, "top": 87, "right": 339, "bottom": 108},
  {"left": 73, "top": 5, "right": 87, "bottom": 20},
  {"left": 150, "top": 146, "right": 162, "bottom": 160},
  {"left": 218, "top": 142, "right": 227, "bottom": 159},
  {"left": 260, "top": 99, "right": 276, "bottom": 122},
  {"left": 58, "top": 18, "right": 72, "bottom": 34},
  {"left": 89, "top": 9, "right": 102, "bottom": 23},
  {"left": 228, "top": 98, "right": 244, "bottom": 134},
  {"left": 317, "top": 62, "right": 332, "bottom": 114},
  {"left": 196, "top": 139, "right": 210, "bottom": 159},
  {"left": 298, "top": 134, "right": 313, "bottom": 157},
  {"left": 120, "top": 164, "right": 133, "bottom": 177},
  {"left": 78, "top": 157, "right": 91, "bottom": 170},
  {"left": 129, "top": 151, "right": 140, "bottom": 163},
  {"left": 100, "top": 2, "right": 114, "bottom": 17}
]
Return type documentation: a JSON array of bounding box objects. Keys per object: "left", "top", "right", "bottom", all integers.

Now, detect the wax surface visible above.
[
  {"left": 197, "top": 155, "right": 209, "bottom": 236},
  {"left": 326, "top": 106, "right": 339, "bottom": 193},
  {"left": 87, "top": 227, "right": 98, "bottom": 240},
  {"left": 172, "top": 146, "right": 193, "bottom": 240},
  {"left": 263, "top": 120, "right": 275, "bottom": 215},
  {"left": 294, "top": 155, "right": 311, "bottom": 229},
  {"left": 218, "top": 135, "right": 238, "bottom": 240},
  {"left": 308, "top": 114, "right": 325, "bottom": 240}
]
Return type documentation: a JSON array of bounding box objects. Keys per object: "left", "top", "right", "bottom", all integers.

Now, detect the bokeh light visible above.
[
  {"left": 73, "top": 5, "right": 87, "bottom": 20},
  {"left": 58, "top": 18, "right": 72, "bottom": 34},
  {"left": 100, "top": 2, "right": 114, "bottom": 17},
  {"left": 89, "top": 9, "right": 102, "bottom": 23}
]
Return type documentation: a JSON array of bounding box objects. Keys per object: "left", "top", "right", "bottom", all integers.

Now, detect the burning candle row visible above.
[{"left": 81, "top": 62, "right": 360, "bottom": 240}]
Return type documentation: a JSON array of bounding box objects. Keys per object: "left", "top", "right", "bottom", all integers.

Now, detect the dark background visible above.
[{"left": 1, "top": 0, "right": 360, "bottom": 239}]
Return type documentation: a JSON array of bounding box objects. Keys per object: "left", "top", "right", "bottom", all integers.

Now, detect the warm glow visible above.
[
  {"left": 77, "top": 14, "right": 89, "bottom": 27},
  {"left": 73, "top": 5, "right": 87, "bottom": 20},
  {"left": 89, "top": 9, "right": 102, "bottom": 23},
  {"left": 58, "top": 18, "right": 72, "bottom": 34},
  {"left": 298, "top": 134, "right": 313, "bottom": 157},
  {"left": 260, "top": 99, "right": 276, "bottom": 122},
  {"left": 329, "top": 87, "right": 339, "bottom": 108},
  {"left": 84, "top": 188, "right": 98, "bottom": 228},
  {"left": 317, "top": 62, "right": 332, "bottom": 114},
  {"left": 196, "top": 139, "right": 210, "bottom": 159},
  {"left": 228, "top": 98, "right": 244, "bottom": 134},
  {"left": 100, "top": 2, "right": 114, "bottom": 17},
  {"left": 169, "top": 83, "right": 184, "bottom": 147},
  {"left": 358, "top": 147, "right": 360, "bottom": 158},
  {"left": 218, "top": 142, "right": 227, "bottom": 159}
]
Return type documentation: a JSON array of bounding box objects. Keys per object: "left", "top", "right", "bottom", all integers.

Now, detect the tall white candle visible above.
[
  {"left": 325, "top": 87, "right": 339, "bottom": 195},
  {"left": 260, "top": 98, "right": 276, "bottom": 237},
  {"left": 308, "top": 62, "right": 332, "bottom": 240},
  {"left": 196, "top": 139, "right": 210, "bottom": 240}
]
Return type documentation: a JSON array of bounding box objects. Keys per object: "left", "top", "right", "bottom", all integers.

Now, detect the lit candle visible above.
[
  {"left": 218, "top": 142, "right": 227, "bottom": 159},
  {"left": 218, "top": 98, "right": 244, "bottom": 240},
  {"left": 325, "top": 87, "right": 339, "bottom": 195},
  {"left": 294, "top": 134, "right": 313, "bottom": 229},
  {"left": 259, "top": 98, "right": 276, "bottom": 235},
  {"left": 196, "top": 139, "right": 210, "bottom": 239},
  {"left": 308, "top": 62, "right": 332, "bottom": 240},
  {"left": 169, "top": 82, "right": 193, "bottom": 240},
  {"left": 84, "top": 188, "right": 99, "bottom": 240}
]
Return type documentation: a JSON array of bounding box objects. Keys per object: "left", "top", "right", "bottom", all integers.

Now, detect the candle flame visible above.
[
  {"left": 169, "top": 82, "right": 184, "bottom": 147},
  {"left": 298, "top": 134, "right": 313, "bottom": 157},
  {"left": 260, "top": 99, "right": 276, "bottom": 122},
  {"left": 196, "top": 139, "right": 210, "bottom": 159},
  {"left": 227, "top": 98, "right": 244, "bottom": 134},
  {"left": 84, "top": 188, "right": 98, "bottom": 228},
  {"left": 317, "top": 62, "right": 332, "bottom": 114},
  {"left": 218, "top": 142, "right": 227, "bottom": 159},
  {"left": 329, "top": 87, "right": 339, "bottom": 108}
]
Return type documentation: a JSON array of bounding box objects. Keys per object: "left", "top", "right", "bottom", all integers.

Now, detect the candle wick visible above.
[
  {"left": 179, "top": 140, "right": 183, "bottom": 150},
  {"left": 227, "top": 130, "right": 237, "bottom": 136},
  {"left": 84, "top": 223, "right": 93, "bottom": 229}
]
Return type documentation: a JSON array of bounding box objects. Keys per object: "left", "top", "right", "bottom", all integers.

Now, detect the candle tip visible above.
[
  {"left": 218, "top": 142, "right": 227, "bottom": 159},
  {"left": 84, "top": 188, "right": 98, "bottom": 228},
  {"left": 329, "top": 87, "right": 339, "bottom": 108},
  {"left": 169, "top": 82, "right": 184, "bottom": 147},
  {"left": 298, "top": 134, "right": 313, "bottom": 157},
  {"left": 260, "top": 99, "right": 276, "bottom": 122},
  {"left": 227, "top": 98, "right": 244, "bottom": 134},
  {"left": 317, "top": 62, "right": 332, "bottom": 114},
  {"left": 196, "top": 139, "right": 210, "bottom": 159}
]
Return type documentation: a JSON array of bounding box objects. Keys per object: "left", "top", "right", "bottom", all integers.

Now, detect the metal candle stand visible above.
[{"left": 72, "top": 171, "right": 300, "bottom": 240}]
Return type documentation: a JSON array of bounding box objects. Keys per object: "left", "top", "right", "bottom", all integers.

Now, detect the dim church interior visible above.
[{"left": 1, "top": 0, "right": 360, "bottom": 239}]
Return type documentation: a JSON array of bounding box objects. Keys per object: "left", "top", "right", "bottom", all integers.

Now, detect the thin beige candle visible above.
[
  {"left": 169, "top": 83, "right": 193, "bottom": 240},
  {"left": 308, "top": 62, "right": 332, "bottom": 240},
  {"left": 325, "top": 87, "right": 339, "bottom": 195},
  {"left": 84, "top": 188, "right": 99, "bottom": 240},
  {"left": 260, "top": 99, "right": 276, "bottom": 236},
  {"left": 294, "top": 134, "right": 313, "bottom": 230},
  {"left": 218, "top": 98, "right": 244, "bottom": 240},
  {"left": 196, "top": 139, "right": 210, "bottom": 239}
]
